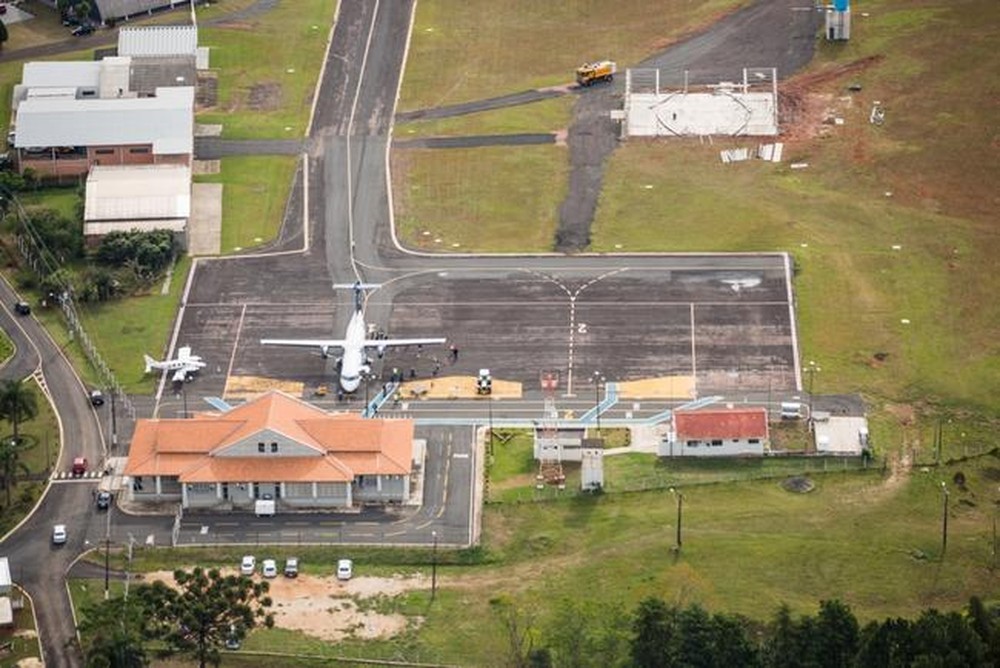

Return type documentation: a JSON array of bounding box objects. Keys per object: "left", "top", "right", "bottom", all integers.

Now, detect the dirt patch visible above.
[
  {"left": 884, "top": 403, "right": 917, "bottom": 426},
  {"left": 247, "top": 82, "right": 283, "bottom": 112},
  {"left": 145, "top": 570, "right": 428, "bottom": 642}
]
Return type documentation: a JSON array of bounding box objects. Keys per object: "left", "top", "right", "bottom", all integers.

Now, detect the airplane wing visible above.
[
  {"left": 171, "top": 368, "right": 187, "bottom": 383},
  {"left": 260, "top": 339, "right": 347, "bottom": 349},
  {"left": 365, "top": 337, "right": 447, "bottom": 348},
  {"left": 176, "top": 346, "right": 192, "bottom": 362}
]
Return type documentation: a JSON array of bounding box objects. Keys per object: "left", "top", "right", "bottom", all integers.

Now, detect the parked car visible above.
[
  {"left": 89, "top": 390, "right": 105, "bottom": 407},
  {"left": 225, "top": 624, "right": 241, "bottom": 650},
  {"left": 96, "top": 491, "right": 112, "bottom": 510},
  {"left": 71, "top": 24, "right": 94, "bottom": 37},
  {"left": 52, "top": 524, "right": 67, "bottom": 545},
  {"left": 336, "top": 559, "right": 353, "bottom": 581},
  {"left": 261, "top": 559, "right": 277, "bottom": 578},
  {"left": 13, "top": 301, "right": 30, "bottom": 316},
  {"left": 283, "top": 557, "right": 299, "bottom": 578},
  {"left": 239, "top": 555, "right": 256, "bottom": 576},
  {"left": 71, "top": 457, "right": 88, "bottom": 476}
]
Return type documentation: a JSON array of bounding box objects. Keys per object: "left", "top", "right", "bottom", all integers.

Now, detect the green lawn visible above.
[
  {"left": 395, "top": 95, "right": 576, "bottom": 139},
  {"left": 0, "top": 380, "right": 60, "bottom": 535},
  {"left": 399, "top": 0, "right": 745, "bottom": 111},
  {"left": 392, "top": 145, "right": 566, "bottom": 252},
  {"left": 196, "top": 0, "right": 337, "bottom": 138},
  {"left": 0, "top": 328, "right": 12, "bottom": 365},
  {"left": 194, "top": 156, "right": 298, "bottom": 252},
  {"left": 21, "top": 255, "right": 192, "bottom": 393}
]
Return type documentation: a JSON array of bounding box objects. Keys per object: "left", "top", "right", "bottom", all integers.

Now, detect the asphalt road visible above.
[{"left": 0, "top": 276, "right": 109, "bottom": 667}]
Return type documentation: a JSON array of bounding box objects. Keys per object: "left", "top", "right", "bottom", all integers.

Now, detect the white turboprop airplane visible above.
[
  {"left": 261, "top": 283, "right": 446, "bottom": 393},
  {"left": 143, "top": 346, "right": 207, "bottom": 383}
]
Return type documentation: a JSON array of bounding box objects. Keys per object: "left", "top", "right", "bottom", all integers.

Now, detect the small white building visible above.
[
  {"left": 813, "top": 413, "right": 869, "bottom": 455},
  {"left": 660, "top": 407, "right": 769, "bottom": 457},
  {"left": 84, "top": 164, "right": 191, "bottom": 244},
  {"left": 0, "top": 556, "right": 10, "bottom": 596}
]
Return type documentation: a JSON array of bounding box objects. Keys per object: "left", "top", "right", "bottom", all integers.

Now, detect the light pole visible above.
[
  {"left": 670, "top": 487, "right": 683, "bottom": 551},
  {"left": 941, "top": 481, "right": 949, "bottom": 558},
  {"left": 806, "top": 361, "right": 821, "bottom": 421},
  {"left": 109, "top": 388, "right": 118, "bottom": 453},
  {"left": 431, "top": 530, "right": 438, "bottom": 601},
  {"left": 592, "top": 371, "right": 605, "bottom": 435}
]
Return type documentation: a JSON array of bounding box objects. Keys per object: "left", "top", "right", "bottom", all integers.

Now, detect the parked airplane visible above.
[
  {"left": 143, "top": 346, "right": 207, "bottom": 382},
  {"left": 261, "top": 283, "right": 446, "bottom": 392}
]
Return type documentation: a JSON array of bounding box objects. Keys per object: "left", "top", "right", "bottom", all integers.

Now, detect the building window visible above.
[
  {"left": 270, "top": 442, "right": 278, "bottom": 453},
  {"left": 95, "top": 149, "right": 114, "bottom": 155},
  {"left": 749, "top": 438, "right": 761, "bottom": 444},
  {"left": 710, "top": 440, "right": 723, "bottom": 446},
  {"left": 81, "top": 90, "right": 96, "bottom": 97},
  {"left": 129, "top": 147, "right": 150, "bottom": 154},
  {"left": 258, "top": 443, "right": 265, "bottom": 453},
  {"left": 686, "top": 440, "right": 699, "bottom": 447}
]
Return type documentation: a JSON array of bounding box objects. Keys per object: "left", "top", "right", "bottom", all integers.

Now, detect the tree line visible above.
[{"left": 496, "top": 594, "right": 1000, "bottom": 668}]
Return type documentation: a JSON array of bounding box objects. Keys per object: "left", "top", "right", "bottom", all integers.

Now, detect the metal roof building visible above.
[
  {"left": 117, "top": 24, "right": 209, "bottom": 69},
  {"left": 13, "top": 86, "right": 194, "bottom": 154},
  {"left": 95, "top": 0, "right": 191, "bottom": 21},
  {"left": 84, "top": 164, "right": 191, "bottom": 238}
]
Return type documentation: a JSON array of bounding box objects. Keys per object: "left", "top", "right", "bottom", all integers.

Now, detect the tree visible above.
[
  {"left": 856, "top": 618, "right": 916, "bottom": 668},
  {"left": 543, "top": 597, "right": 631, "bottom": 668},
  {"left": 136, "top": 567, "right": 273, "bottom": 668},
  {"left": 490, "top": 595, "right": 539, "bottom": 668},
  {"left": 764, "top": 604, "right": 810, "bottom": 668},
  {"left": 24, "top": 208, "right": 84, "bottom": 262},
  {"left": 0, "top": 378, "right": 38, "bottom": 448},
  {"left": 78, "top": 595, "right": 150, "bottom": 667},
  {"left": 814, "top": 599, "right": 859, "bottom": 668},
  {"left": 967, "top": 596, "right": 1000, "bottom": 663},
  {"left": 0, "top": 20, "right": 8, "bottom": 50},
  {"left": 630, "top": 597, "right": 679, "bottom": 668},
  {"left": 0, "top": 436, "right": 29, "bottom": 508}
]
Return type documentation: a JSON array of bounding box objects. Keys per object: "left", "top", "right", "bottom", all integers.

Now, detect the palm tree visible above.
[
  {"left": 0, "top": 378, "right": 38, "bottom": 446},
  {"left": 0, "top": 436, "right": 29, "bottom": 507}
]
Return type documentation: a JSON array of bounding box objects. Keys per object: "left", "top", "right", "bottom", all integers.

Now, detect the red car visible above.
[{"left": 71, "top": 457, "right": 88, "bottom": 476}]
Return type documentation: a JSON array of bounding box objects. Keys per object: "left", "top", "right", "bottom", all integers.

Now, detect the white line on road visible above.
[
  {"left": 690, "top": 303, "right": 697, "bottom": 396},
  {"left": 224, "top": 303, "right": 247, "bottom": 387}
]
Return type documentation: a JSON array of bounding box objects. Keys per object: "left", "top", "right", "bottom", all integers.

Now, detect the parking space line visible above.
[
  {"left": 225, "top": 303, "right": 247, "bottom": 388},
  {"left": 690, "top": 303, "right": 697, "bottom": 393}
]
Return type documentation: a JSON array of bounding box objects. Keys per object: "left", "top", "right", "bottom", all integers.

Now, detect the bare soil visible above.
[{"left": 146, "top": 570, "right": 428, "bottom": 642}]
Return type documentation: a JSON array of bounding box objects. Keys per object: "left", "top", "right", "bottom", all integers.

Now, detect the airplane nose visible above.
[{"left": 343, "top": 379, "right": 360, "bottom": 392}]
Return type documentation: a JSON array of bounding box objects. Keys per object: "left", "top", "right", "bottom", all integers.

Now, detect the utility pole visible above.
[
  {"left": 110, "top": 388, "right": 118, "bottom": 453},
  {"left": 670, "top": 488, "right": 683, "bottom": 551},
  {"left": 806, "top": 361, "right": 821, "bottom": 420},
  {"left": 941, "top": 482, "right": 949, "bottom": 558},
  {"left": 592, "top": 371, "right": 605, "bottom": 435},
  {"left": 431, "top": 530, "right": 438, "bottom": 602}
]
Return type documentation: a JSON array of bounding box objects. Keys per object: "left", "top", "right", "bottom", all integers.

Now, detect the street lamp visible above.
[
  {"left": 941, "top": 481, "right": 949, "bottom": 558},
  {"left": 592, "top": 371, "right": 605, "bottom": 434},
  {"left": 670, "top": 487, "right": 683, "bottom": 551},
  {"left": 431, "top": 530, "right": 438, "bottom": 601},
  {"left": 806, "top": 361, "right": 821, "bottom": 420}
]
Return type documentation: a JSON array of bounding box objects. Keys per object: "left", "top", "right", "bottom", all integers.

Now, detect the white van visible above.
[{"left": 254, "top": 499, "right": 275, "bottom": 517}]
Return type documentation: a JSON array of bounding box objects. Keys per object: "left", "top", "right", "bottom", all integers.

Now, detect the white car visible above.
[
  {"left": 52, "top": 524, "right": 67, "bottom": 545},
  {"left": 336, "top": 558, "right": 353, "bottom": 581},
  {"left": 240, "top": 555, "right": 256, "bottom": 576},
  {"left": 261, "top": 559, "right": 277, "bottom": 578}
]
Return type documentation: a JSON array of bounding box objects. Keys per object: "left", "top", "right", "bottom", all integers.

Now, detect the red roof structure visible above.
[{"left": 674, "top": 407, "right": 769, "bottom": 440}]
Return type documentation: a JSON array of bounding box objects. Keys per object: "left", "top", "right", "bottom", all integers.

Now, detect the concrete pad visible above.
[
  {"left": 188, "top": 182, "right": 222, "bottom": 256},
  {"left": 195, "top": 124, "right": 224, "bottom": 137},
  {"left": 617, "top": 375, "right": 696, "bottom": 400},
  {"left": 2, "top": 5, "right": 36, "bottom": 25},
  {"left": 627, "top": 91, "right": 778, "bottom": 136},
  {"left": 192, "top": 160, "right": 221, "bottom": 175},
  {"left": 224, "top": 376, "right": 304, "bottom": 401},
  {"left": 398, "top": 375, "right": 522, "bottom": 400}
]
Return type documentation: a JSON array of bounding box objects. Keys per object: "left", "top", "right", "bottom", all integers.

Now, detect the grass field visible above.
[
  {"left": 0, "top": 328, "right": 12, "bottom": 364},
  {"left": 194, "top": 156, "right": 298, "bottom": 252},
  {"left": 195, "top": 0, "right": 337, "bottom": 138},
  {"left": 396, "top": 95, "right": 576, "bottom": 139},
  {"left": 0, "top": 380, "right": 61, "bottom": 536},
  {"left": 0, "top": 585, "right": 39, "bottom": 666},
  {"left": 392, "top": 145, "right": 566, "bottom": 252}
]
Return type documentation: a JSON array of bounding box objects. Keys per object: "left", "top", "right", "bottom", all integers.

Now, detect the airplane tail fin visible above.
[
  {"left": 143, "top": 354, "right": 157, "bottom": 374},
  {"left": 333, "top": 282, "right": 382, "bottom": 313}
]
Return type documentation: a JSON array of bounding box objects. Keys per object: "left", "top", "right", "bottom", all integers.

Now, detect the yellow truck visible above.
[{"left": 576, "top": 60, "right": 617, "bottom": 87}]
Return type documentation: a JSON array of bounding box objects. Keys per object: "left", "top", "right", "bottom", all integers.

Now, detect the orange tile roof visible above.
[
  {"left": 124, "top": 391, "right": 414, "bottom": 482},
  {"left": 674, "top": 408, "right": 769, "bottom": 440}
]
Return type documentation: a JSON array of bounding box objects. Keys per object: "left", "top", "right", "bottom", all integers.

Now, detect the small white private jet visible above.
[
  {"left": 143, "top": 346, "right": 207, "bottom": 383},
  {"left": 261, "top": 283, "right": 446, "bottom": 393}
]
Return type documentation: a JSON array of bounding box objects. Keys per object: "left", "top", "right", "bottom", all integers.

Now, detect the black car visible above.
[
  {"left": 96, "top": 491, "right": 112, "bottom": 510},
  {"left": 71, "top": 24, "right": 94, "bottom": 37},
  {"left": 89, "top": 390, "right": 105, "bottom": 407},
  {"left": 13, "top": 302, "right": 30, "bottom": 316}
]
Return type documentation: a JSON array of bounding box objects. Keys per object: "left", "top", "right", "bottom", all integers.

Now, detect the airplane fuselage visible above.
[{"left": 338, "top": 311, "right": 369, "bottom": 392}]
